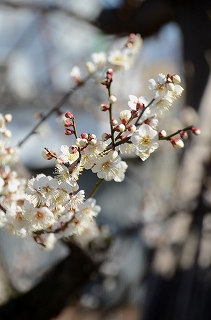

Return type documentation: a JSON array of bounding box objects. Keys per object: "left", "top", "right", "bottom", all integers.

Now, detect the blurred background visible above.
[{"left": 0, "top": 0, "right": 211, "bottom": 319}]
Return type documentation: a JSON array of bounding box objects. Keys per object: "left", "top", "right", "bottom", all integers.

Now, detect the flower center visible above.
[{"left": 140, "top": 136, "right": 151, "bottom": 146}]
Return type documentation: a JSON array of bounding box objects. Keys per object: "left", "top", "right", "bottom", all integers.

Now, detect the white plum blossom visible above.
[
  {"left": 5, "top": 206, "right": 27, "bottom": 237},
  {"left": 54, "top": 163, "right": 79, "bottom": 190},
  {"left": 81, "top": 140, "right": 108, "bottom": 170},
  {"left": 108, "top": 50, "right": 131, "bottom": 70},
  {"left": 75, "top": 198, "right": 101, "bottom": 221},
  {"left": 131, "top": 124, "right": 159, "bottom": 161},
  {"left": 91, "top": 51, "right": 107, "bottom": 67},
  {"left": 92, "top": 151, "right": 128, "bottom": 182},
  {"left": 24, "top": 200, "right": 55, "bottom": 231}
]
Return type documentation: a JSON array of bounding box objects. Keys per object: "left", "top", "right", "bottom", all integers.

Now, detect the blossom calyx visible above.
[{"left": 65, "top": 112, "right": 74, "bottom": 119}]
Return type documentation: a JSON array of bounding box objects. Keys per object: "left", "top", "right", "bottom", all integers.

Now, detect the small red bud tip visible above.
[
  {"left": 65, "top": 111, "right": 74, "bottom": 119},
  {"left": 65, "top": 129, "right": 74, "bottom": 135},
  {"left": 191, "top": 126, "right": 201, "bottom": 135},
  {"left": 169, "top": 137, "right": 184, "bottom": 148},
  {"left": 100, "top": 104, "right": 110, "bottom": 111},
  {"left": 179, "top": 130, "right": 188, "bottom": 140},
  {"left": 80, "top": 132, "right": 88, "bottom": 139},
  {"left": 106, "top": 68, "right": 114, "bottom": 77}
]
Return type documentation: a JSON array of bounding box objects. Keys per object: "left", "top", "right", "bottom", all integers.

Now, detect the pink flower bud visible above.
[
  {"left": 64, "top": 119, "right": 73, "bottom": 127},
  {"left": 80, "top": 132, "right": 88, "bottom": 139},
  {"left": 71, "top": 145, "right": 78, "bottom": 153},
  {"left": 100, "top": 104, "right": 110, "bottom": 111},
  {"left": 171, "top": 74, "right": 181, "bottom": 84},
  {"left": 106, "top": 68, "right": 114, "bottom": 79},
  {"left": 169, "top": 137, "right": 184, "bottom": 148},
  {"left": 179, "top": 130, "right": 188, "bottom": 140},
  {"left": 65, "top": 111, "right": 74, "bottom": 119},
  {"left": 65, "top": 128, "right": 74, "bottom": 135},
  {"left": 191, "top": 126, "right": 201, "bottom": 135},
  {"left": 89, "top": 133, "right": 96, "bottom": 140}
]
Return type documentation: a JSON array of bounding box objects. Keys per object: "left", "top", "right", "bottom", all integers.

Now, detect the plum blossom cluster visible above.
[
  {"left": 70, "top": 33, "right": 143, "bottom": 83},
  {"left": 0, "top": 34, "right": 200, "bottom": 250}
]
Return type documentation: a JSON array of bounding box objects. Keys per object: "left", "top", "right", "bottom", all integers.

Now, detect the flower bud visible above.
[
  {"left": 127, "top": 124, "right": 136, "bottom": 133},
  {"left": 119, "top": 110, "right": 131, "bottom": 123},
  {"left": 114, "top": 124, "right": 125, "bottom": 132},
  {"left": 110, "top": 118, "right": 118, "bottom": 126},
  {"left": 191, "top": 126, "right": 201, "bottom": 135},
  {"left": 100, "top": 104, "right": 110, "bottom": 111},
  {"left": 158, "top": 130, "right": 167, "bottom": 138},
  {"left": 80, "top": 132, "right": 89, "bottom": 139},
  {"left": 89, "top": 139, "right": 97, "bottom": 146},
  {"left": 106, "top": 68, "right": 114, "bottom": 79},
  {"left": 4, "top": 114, "right": 12, "bottom": 123},
  {"left": 85, "top": 61, "right": 96, "bottom": 74},
  {"left": 65, "top": 112, "right": 74, "bottom": 119},
  {"left": 2, "top": 129, "right": 12, "bottom": 138},
  {"left": 172, "top": 74, "right": 181, "bottom": 84},
  {"left": 89, "top": 133, "right": 96, "bottom": 140},
  {"left": 65, "top": 128, "right": 74, "bottom": 135},
  {"left": 109, "top": 95, "right": 117, "bottom": 104},
  {"left": 179, "top": 130, "right": 188, "bottom": 140},
  {"left": 63, "top": 119, "right": 73, "bottom": 127},
  {"left": 169, "top": 137, "right": 184, "bottom": 148},
  {"left": 101, "top": 133, "right": 111, "bottom": 141}
]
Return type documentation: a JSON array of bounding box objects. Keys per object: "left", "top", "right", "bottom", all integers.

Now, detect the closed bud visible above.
[
  {"left": 100, "top": 104, "right": 110, "bottom": 111},
  {"left": 158, "top": 130, "right": 167, "bottom": 138},
  {"left": 2, "top": 129, "right": 12, "bottom": 138},
  {"left": 80, "top": 132, "right": 89, "bottom": 139},
  {"left": 179, "top": 130, "right": 188, "bottom": 140},
  {"left": 110, "top": 118, "right": 118, "bottom": 126},
  {"left": 109, "top": 95, "right": 117, "bottom": 104},
  {"left": 172, "top": 74, "right": 181, "bottom": 84},
  {"left": 65, "top": 112, "right": 74, "bottom": 119},
  {"left": 85, "top": 61, "right": 96, "bottom": 74},
  {"left": 65, "top": 128, "right": 74, "bottom": 135},
  {"left": 191, "top": 126, "right": 201, "bottom": 135},
  {"left": 101, "top": 133, "right": 111, "bottom": 141},
  {"left": 127, "top": 124, "right": 136, "bottom": 133},
  {"left": 115, "top": 124, "right": 125, "bottom": 132},
  {"left": 4, "top": 114, "right": 12, "bottom": 123},
  {"left": 64, "top": 119, "right": 73, "bottom": 127},
  {"left": 169, "top": 137, "right": 184, "bottom": 148}
]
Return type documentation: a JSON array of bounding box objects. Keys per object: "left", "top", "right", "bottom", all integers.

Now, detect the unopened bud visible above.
[
  {"left": 179, "top": 130, "right": 188, "bottom": 140},
  {"left": 65, "top": 128, "right": 74, "bottom": 135},
  {"left": 85, "top": 61, "right": 96, "bottom": 74},
  {"left": 63, "top": 119, "right": 73, "bottom": 127},
  {"left": 71, "top": 145, "right": 78, "bottom": 153},
  {"left": 2, "top": 129, "right": 12, "bottom": 138},
  {"left": 115, "top": 124, "right": 125, "bottom": 132},
  {"left": 158, "top": 130, "right": 167, "bottom": 138},
  {"left": 80, "top": 132, "right": 89, "bottom": 139},
  {"left": 89, "top": 133, "right": 96, "bottom": 140},
  {"left": 42, "top": 149, "right": 56, "bottom": 160},
  {"left": 89, "top": 139, "right": 97, "bottom": 146},
  {"left": 191, "top": 126, "right": 201, "bottom": 135},
  {"left": 110, "top": 118, "right": 118, "bottom": 126},
  {"left": 100, "top": 104, "right": 110, "bottom": 111},
  {"left": 127, "top": 124, "right": 136, "bottom": 133},
  {"left": 106, "top": 68, "right": 114, "bottom": 79},
  {"left": 119, "top": 110, "right": 131, "bottom": 123},
  {"left": 169, "top": 137, "right": 184, "bottom": 148},
  {"left": 4, "top": 114, "right": 12, "bottom": 123},
  {"left": 172, "top": 74, "right": 181, "bottom": 84},
  {"left": 109, "top": 95, "right": 117, "bottom": 104},
  {"left": 65, "top": 111, "right": 74, "bottom": 119},
  {"left": 101, "top": 133, "right": 111, "bottom": 141}
]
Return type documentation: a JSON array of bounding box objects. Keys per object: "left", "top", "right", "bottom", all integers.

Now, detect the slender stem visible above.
[
  {"left": 17, "top": 75, "right": 91, "bottom": 148},
  {"left": 107, "top": 84, "right": 115, "bottom": 148},
  {"left": 159, "top": 125, "right": 193, "bottom": 140},
  {"left": 88, "top": 179, "right": 104, "bottom": 198},
  {"left": 134, "top": 98, "right": 155, "bottom": 126}
]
